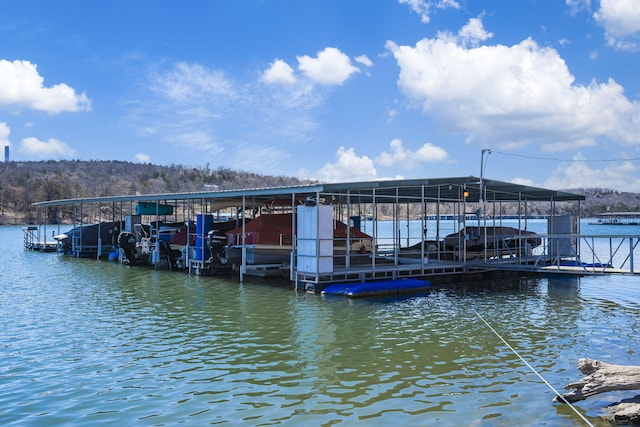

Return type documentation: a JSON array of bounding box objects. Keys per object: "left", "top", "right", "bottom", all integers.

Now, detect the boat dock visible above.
[
  {"left": 591, "top": 211, "right": 640, "bottom": 226},
  {"left": 25, "top": 176, "right": 640, "bottom": 293},
  {"left": 23, "top": 226, "right": 58, "bottom": 252}
]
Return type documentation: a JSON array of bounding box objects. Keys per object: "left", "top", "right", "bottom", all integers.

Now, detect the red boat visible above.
[{"left": 224, "top": 213, "right": 372, "bottom": 266}]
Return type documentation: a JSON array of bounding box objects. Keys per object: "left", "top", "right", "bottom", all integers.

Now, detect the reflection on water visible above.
[{"left": 1, "top": 225, "right": 639, "bottom": 426}]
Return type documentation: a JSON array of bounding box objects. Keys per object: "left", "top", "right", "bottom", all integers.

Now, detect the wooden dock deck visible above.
[{"left": 25, "top": 241, "right": 58, "bottom": 252}]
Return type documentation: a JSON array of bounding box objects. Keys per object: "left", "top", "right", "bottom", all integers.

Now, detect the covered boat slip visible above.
[
  {"left": 592, "top": 211, "right": 640, "bottom": 225},
  {"left": 28, "top": 176, "right": 639, "bottom": 290}
]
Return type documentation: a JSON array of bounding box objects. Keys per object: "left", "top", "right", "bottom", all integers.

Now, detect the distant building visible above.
[{"left": 4, "top": 145, "right": 8, "bottom": 162}]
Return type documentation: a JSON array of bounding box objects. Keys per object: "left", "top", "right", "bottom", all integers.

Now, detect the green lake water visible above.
[{"left": 1, "top": 223, "right": 639, "bottom": 426}]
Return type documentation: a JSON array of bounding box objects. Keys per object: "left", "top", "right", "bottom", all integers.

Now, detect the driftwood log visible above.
[{"left": 555, "top": 358, "right": 640, "bottom": 423}]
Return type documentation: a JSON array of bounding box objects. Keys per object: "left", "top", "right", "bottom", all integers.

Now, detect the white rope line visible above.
[{"left": 474, "top": 310, "right": 594, "bottom": 427}]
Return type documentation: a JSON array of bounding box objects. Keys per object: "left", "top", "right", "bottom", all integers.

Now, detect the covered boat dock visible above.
[
  {"left": 592, "top": 211, "right": 640, "bottom": 226},
  {"left": 27, "top": 176, "right": 640, "bottom": 292}
]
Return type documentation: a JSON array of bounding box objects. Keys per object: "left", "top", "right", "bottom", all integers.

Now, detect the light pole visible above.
[
  {"left": 480, "top": 149, "right": 491, "bottom": 260},
  {"left": 479, "top": 148, "right": 491, "bottom": 207}
]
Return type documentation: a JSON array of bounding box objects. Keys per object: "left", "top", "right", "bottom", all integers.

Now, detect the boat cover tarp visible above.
[
  {"left": 443, "top": 226, "right": 541, "bottom": 252},
  {"left": 225, "top": 213, "right": 372, "bottom": 246},
  {"left": 55, "top": 221, "right": 121, "bottom": 248},
  {"left": 321, "top": 278, "right": 430, "bottom": 297},
  {"left": 168, "top": 219, "right": 243, "bottom": 246},
  {"left": 135, "top": 202, "right": 174, "bottom": 216}
]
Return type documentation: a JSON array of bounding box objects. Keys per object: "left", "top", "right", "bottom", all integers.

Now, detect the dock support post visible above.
[
  {"left": 630, "top": 237, "right": 635, "bottom": 274},
  {"left": 290, "top": 192, "right": 296, "bottom": 282},
  {"left": 346, "top": 190, "right": 351, "bottom": 269},
  {"left": 240, "top": 195, "right": 246, "bottom": 283},
  {"left": 371, "top": 187, "right": 377, "bottom": 277},
  {"left": 421, "top": 184, "right": 425, "bottom": 275}
]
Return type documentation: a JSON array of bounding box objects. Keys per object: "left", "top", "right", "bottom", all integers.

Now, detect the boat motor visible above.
[
  {"left": 206, "top": 229, "right": 228, "bottom": 272},
  {"left": 117, "top": 231, "right": 138, "bottom": 265}
]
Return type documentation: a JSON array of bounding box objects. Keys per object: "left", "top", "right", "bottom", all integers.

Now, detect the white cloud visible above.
[
  {"left": 457, "top": 16, "right": 493, "bottom": 46},
  {"left": 315, "top": 146, "right": 377, "bottom": 182},
  {"left": 376, "top": 139, "right": 448, "bottom": 168},
  {"left": 150, "top": 62, "right": 234, "bottom": 103},
  {"left": 386, "top": 16, "right": 640, "bottom": 151},
  {"left": 355, "top": 55, "right": 374, "bottom": 67},
  {"left": 264, "top": 48, "right": 367, "bottom": 88},
  {"left": 297, "top": 47, "right": 360, "bottom": 86},
  {"left": 233, "top": 144, "right": 292, "bottom": 175},
  {"left": 386, "top": 108, "right": 399, "bottom": 123},
  {"left": 510, "top": 177, "right": 536, "bottom": 187},
  {"left": 398, "top": 0, "right": 460, "bottom": 24},
  {"left": 133, "top": 51, "right": 364, "bottom": 175},
  {"left": 19, "top": 137, "right": 76, "bottom": 158},
  {"left": 134, "top": 153, "right": 151, "bottom": 163},
  {"left": 129, "top": 61, "right": 324, "bottom": 171},
  {"left": 165, "top": 130, "right": 223, "bottom": 155},
  {"left": 262, "top": 59, "right": 297, "bottom": 85},
  {"left": 0, "top": 122, "right": 10, "bottom": 147},
  {"left": 314, "top": 141, "right": 448, "bottom": 183},
  {"left": 544, "top": 155, "right": 640, "bottom": 192},
  {"left": 566, "top": 0, "right": 591, "bottom": 14},
  {"left": 0, "top": 59, "right": 91, "bottom": 114},
  {"left": 594, "top": 0, "right": 640, "bottom": 50}
]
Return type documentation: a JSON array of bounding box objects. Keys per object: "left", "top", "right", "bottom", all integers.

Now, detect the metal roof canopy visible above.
[
  {"left": 320, "top": 177, "right": 584, "bottom": 203},
  {"left": 31, "top": 176, "right": 584, "bottom": 208}
]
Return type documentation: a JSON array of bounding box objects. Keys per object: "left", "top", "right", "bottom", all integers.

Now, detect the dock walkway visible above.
[{"left": 295, "top": 259, "right": 469, "bottom": 292}]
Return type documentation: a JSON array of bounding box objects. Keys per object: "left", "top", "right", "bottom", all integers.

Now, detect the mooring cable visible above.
[{"left": 473, "top": 310, "right": 594, "bottom": 427}]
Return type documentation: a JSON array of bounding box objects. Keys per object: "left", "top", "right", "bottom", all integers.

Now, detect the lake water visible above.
[{"left": 2, "top": 221, "right": 640, "bottom": 426}]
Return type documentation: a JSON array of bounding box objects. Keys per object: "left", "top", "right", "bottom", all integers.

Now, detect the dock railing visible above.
[
  {"left": 544, "top": 233, "right": 638, "bottom": 274},
  {"left": 371, "top": 230, "right": 640, "bottom": 275},
  {"left": 22, "top": 225, "right": 58, "bottom": 252},
  {"left": 23, "top": 226, "right": 39, "bottom": 250},
  {"left": 476, "top": 233, "right": 640, "bottom": 274}
]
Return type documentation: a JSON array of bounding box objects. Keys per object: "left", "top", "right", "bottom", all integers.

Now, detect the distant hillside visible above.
[
  {"left": 564, "top": 187, "right": 640, "bottom": 215},
  {"left": 0, "top": 160, "right": 311, "bottom": 224},
  {"left": 0, "top": 160, "right": 637, "bottom": 224}
]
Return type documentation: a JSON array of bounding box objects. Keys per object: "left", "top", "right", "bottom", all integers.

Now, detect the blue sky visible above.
[{"left": 2, "top": 0, "right": 640, "bottom": 191}]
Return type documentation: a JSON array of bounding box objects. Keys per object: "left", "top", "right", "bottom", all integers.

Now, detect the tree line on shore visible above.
[
  {"left": 0, "top": 160, "right": 638, "bottom": 225},
  {"left": 0, "top": 160, "right": 309, "bottom": 224}
]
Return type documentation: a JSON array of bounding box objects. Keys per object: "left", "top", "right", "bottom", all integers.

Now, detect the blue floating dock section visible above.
[{"left": 321, "top": 278, "right": 430, "bottom": 298}]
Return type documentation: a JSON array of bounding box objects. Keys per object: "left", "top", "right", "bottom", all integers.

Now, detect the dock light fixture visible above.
[{"left": 463, "top": 191, "right": 469, "bottom": 198}]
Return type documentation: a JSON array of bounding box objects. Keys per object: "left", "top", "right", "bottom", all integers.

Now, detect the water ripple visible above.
[{"left": 1, "top": 226, "right": 638, "bottom": 425}]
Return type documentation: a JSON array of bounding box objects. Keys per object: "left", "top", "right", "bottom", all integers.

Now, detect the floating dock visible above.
[
  {"left": 591, "top": 211, "right": 640, "bottom": 226},
  {"left": 322, "top": 278, "right": 431, "bottom": 297},
  {"left": 23, "top": 226, "right": 58, "bottom": 252},
  {"left": 25, "top": 176, "right": 640, "bottom": 294}
]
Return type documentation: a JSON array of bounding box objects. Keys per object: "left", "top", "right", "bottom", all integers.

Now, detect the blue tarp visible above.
[
  {"left": 559, "top": 260, "right": 611, "bottom": 268},
  {"left": 135, "top": 202, "right": 174, "bottom": 216},
  {"left": 321, "top": 278, "right": 430, "bottom": 297}
]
